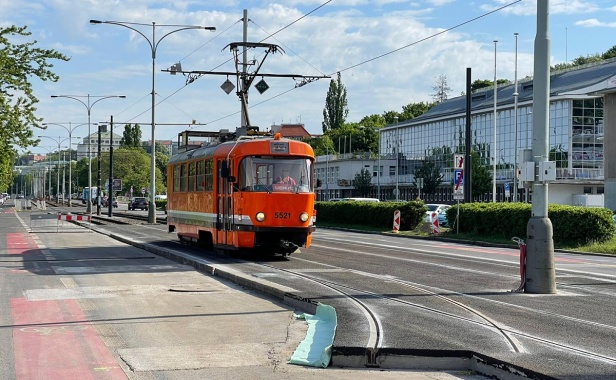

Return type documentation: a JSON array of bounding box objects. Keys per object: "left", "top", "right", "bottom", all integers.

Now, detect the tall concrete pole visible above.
[
  {"left": 526, "top": 0, "right": 556, "bottom": 294},
  {"left": 241, "top": 9, "right": 248, "bottom": 127}
]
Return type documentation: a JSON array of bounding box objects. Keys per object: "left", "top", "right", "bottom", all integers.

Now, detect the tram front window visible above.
[{"left": 238, "top": 157, "right": 312, "bottom": 193}]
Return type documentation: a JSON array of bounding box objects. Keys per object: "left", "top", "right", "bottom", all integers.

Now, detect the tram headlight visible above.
[
  {"left": 256, "top": 212, "right": 266, "bottom": 222},
  {"left": 299, "top": 212, "right": 309, "bottom": 222}
]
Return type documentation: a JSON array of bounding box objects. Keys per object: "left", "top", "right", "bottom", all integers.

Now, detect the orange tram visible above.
[{"left": 166, "top": 128, "right": 319, "bottom": 256}]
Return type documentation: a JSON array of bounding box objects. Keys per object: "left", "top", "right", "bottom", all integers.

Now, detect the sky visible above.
[{"left": 3, "top": 0, "right": 616, "bottom": 155}]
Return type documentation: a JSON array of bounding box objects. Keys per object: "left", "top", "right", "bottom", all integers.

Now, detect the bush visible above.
[
  {"left": 447, "top": 203, "right": 615, "bottom": 246},
  {"left": 315, "top": 200, "right": 425, "bottom": 230}
]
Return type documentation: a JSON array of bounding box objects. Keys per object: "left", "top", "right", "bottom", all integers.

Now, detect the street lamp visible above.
[
  {"left": 90, "top": 19, "right": 216, "bottom": 224},
  {"left": 513, "top": 32, "right": 519, "bottom": 202},
  {"left": 394, "top": 116, "right": 399, "bottom": 201},
  {"left": 37, "top": 146, "right": 57, "bottom": 199},
  {"left": 492, "top": 40, "right": 498, "bottom": 203},
  {"left": 38, "top": 136, "right": 69, "bottom": 201},
  {"left": 51, "top": 95, "right": 125, "bottom": 213},
  {"left": 43, "top": 122, "right": 90, "bottom": 207}
]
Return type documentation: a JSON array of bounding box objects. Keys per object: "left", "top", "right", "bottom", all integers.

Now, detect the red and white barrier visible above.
[
  {"left": 430, "top": 212, "right": 440, "bottom": 234},
  {"left": 57, "top": 214, "right": 91, "bottom": 222},
  {"left": 392, "top": 210, "right": 400, "bottom": 233}
]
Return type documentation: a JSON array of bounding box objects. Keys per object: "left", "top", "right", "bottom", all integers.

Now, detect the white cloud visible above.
[
  {"left": 482, "top": 0, "right": 599, "bottom": 16},
  {"left": 575, "top": 18, "right": 616, "bottom": 28}
]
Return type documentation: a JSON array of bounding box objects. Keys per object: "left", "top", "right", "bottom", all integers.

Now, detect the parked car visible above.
[
  {"left": 424, "top": 204, "right": 450, "bottom": 223},
  {"left": 128, "top": 197, "right": 149, "bottom": 211},
  {"left": 102, "top": 197, "right": 118, "bottom": 208},
  {"left": 437, "top": 209, "right": 449, "bottom": 227}
]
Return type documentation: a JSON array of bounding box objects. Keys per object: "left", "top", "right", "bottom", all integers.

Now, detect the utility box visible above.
[
  {"left": 538, "top": 161, "right": 556, "bottom": 181},
  {"left": 518, "top": 162, "right": 535, "bottom": 182}
]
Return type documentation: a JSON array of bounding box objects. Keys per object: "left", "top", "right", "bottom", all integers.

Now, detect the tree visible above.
[
  {"left": 431, "top": 75, "right": 451, "bottom": 103},
  {"left": 471, "top": 79, "right": 493, "bottom": 92},
  {"left": 305, "top": 135, "right": 335, "bottom": 157},
  {"left": 413, "top": 160, "right": 443, "bottom": 196},
  {"left": 94, "top": 147, "right": 166, "bottom": 195},
  {"left": 382, "top": 110, "right": 401, "bottom": 124},
  {"left": 353, "top": 168, "right": 373, "bottom": 197},
  {"left": 120, "top": 124, "right": 143, "bottom": 148},
  {"left": 470, "top": 151, "right": 492, "bottom": 198},
  {"left": 322, "top": 72, "right": 348, "bottom": 133},
  {"left": 602, "top": 45, "right": 616, "bottom": 60},
  {"left": 400, "top": 101, "right": 434, "bottom": 121},
  {"left": 0, "top": 25, "right": 69, "bottom": 191}
]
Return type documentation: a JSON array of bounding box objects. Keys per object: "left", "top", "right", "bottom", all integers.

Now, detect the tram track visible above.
[{"left": 260, "top": 261, "right": 616, "bottom": 368}]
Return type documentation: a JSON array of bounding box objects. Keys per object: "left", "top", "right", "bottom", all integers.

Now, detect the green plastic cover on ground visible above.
[{"left": 288, "top": 303, "right": 337, "bottom": 368}]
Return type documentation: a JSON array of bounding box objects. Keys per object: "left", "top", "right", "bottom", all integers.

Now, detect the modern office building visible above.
[
  {"left": 75, "top": 131, "right": 123, "bottom": 160},
  {"left": 315, "top": 58, "right": 616, "bottom": 207}
]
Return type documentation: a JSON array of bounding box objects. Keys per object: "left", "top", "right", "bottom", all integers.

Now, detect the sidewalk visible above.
[{"left": 8, "top": 206, "right": 486, "bottom": 379}]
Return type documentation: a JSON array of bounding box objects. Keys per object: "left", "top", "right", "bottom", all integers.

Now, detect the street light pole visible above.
[
  {"left": 513, "top": 33, "right": 519, "bottom": 202},
  {"left": 493, "top": 40, "right": 498, "bottom": 203},
  {"left": 43, "top": 122, "right": 89, "bottom": 207},
  {"left": 51, "top": 95, "right": 125, "bottom": 213},
  {"left": 90, "top": 19, "right": 215, "bottom": 224},
  {"left": 38, "top": 136, "right": 70, "bottom": 201},
  {"left": 394, "top": 116, "right": 399, "bottom": 201}
]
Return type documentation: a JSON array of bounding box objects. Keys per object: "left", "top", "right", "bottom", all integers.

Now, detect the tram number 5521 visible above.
[{"left": 274, "top": 212, "right": 291, "bottom": 219}]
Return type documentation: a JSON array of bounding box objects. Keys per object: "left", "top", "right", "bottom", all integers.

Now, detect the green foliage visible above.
[
  {"left": 400, "top": 101, "right": 435, "bottom": 121},
  {"left": 305, "top": 135, "right": 335, "bottom": 156},
  {"left": 120, "top": 124, "right": 143, "bottom": 148},
  {"left": 602, "top": 45, "right": 616, "bottom": 60},
  {"left": 315, "top": 200, "right": 425, "bottom": 230},
  {"left": 382, "top": 110, "right": 401, "bottom": 124},
  {"left": 471, "top": 79, "right": 493, "bottom": 92},
  {"left": 0, "top": 25, "right": 69, "bottom": 191},
  {"left": 413, "top": 160, "right": 443, "bottom": 195},
  {"left": 447, "top": 203, "right": 615, "bottom": 246},
  {"left": 89, "top": 148, "right": 165, "bottom": 195},
  {"left": 353, "top": 168, "right": 373, "bottom": 196},
  {"left": 470, "top": 151, "right": 492, "bottom": 197},
  {"left": 322, "top": 72, "right": 348, "bottom": 133},
  {"left": 358, "top": 114, "right": 386, "bottom": 129},
  {"left": 155, "top": 152, "right": 169, "bottom": 187}
]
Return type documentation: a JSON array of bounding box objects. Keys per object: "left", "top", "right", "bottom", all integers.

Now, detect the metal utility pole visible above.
[
  {"left": 526, "top": 0, "right": 556, "bottom": 294},
  {"left": 513, "top": 33, "right": 520, "bottom": 202}
]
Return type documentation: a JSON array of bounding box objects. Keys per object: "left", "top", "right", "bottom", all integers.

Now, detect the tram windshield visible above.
[{"left": 238, "top": 157, "right": 313, "bottom": 193}]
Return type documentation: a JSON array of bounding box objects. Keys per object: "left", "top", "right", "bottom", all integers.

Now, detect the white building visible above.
[
  {"left": 75, "top": 131, "right": 123, "bottom": 160},
  {"left": 315, "top": 58, "right": 616, "bottom": 207}
]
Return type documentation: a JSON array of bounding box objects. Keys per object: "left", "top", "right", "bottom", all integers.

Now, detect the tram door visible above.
[{"left": 216, "top": 159, "right": 234, "bottom": 247}]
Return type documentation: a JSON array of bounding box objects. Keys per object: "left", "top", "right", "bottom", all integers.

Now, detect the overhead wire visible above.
[
  {"left": 201, "top": 0, "right": 523, "bottom": 126},
  {"left": 116, "top": 20, "right": 241, "bottom": 126}
]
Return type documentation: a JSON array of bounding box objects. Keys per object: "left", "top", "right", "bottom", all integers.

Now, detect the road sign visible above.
[
  {"left": 454, "top": 154, "right": 464, "bottom": 169},
  {"left": 392, "top": 210, "right": 400, "bottom": 233},
  {"left": 453, "top": 154, "right": 465, "bottom": 200},
  {"left": 505, "top": 182, "right": 511, "bottom": 198}
]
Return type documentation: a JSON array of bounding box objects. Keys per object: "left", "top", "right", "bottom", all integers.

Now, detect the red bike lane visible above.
[{"left": 7, "top": 232, "right": 126, "bottom": 380}]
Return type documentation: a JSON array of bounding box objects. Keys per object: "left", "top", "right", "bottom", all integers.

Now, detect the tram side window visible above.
[
  {"left": 196, "top": 161, "right": 205, "bottom": 191},
  {"left": 188, "top": 162, "right": 196, "bottom": 191},
  {"left": 173, "top": 165, "right": 181, "bottom": 192},
  {"left": 180, "top": 163, "right": 188, "bottom": 192},
  {"left": 204, "top": 159, "right": 213, "bottom": 191}
]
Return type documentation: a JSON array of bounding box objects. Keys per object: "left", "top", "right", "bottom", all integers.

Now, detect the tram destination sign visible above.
[{"left": 270, "top": 141, "right": 289, "bottom": 154}]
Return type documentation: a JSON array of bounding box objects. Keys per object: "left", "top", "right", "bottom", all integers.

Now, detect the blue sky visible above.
[{"left": 3, "top": 0, "right": 616, "bottom": 154}]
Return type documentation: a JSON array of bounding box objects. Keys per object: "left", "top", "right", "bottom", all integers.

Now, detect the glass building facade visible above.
[{"left": 379, "top": 96, "right": 604, "bottom": 202}]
